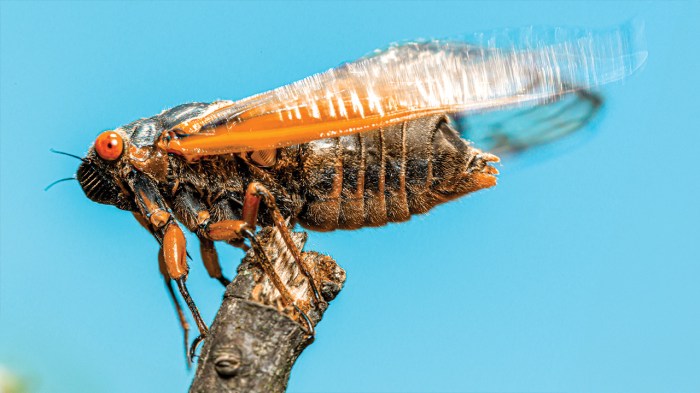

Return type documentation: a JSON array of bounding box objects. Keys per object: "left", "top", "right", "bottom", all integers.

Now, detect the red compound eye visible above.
[{"left": 95, "top": 131, "right": 124, "bottom": 161}]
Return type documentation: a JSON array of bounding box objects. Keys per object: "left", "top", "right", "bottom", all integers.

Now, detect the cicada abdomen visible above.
[{"left": 297, "top": 114, "right": 498, "bottom": 231}]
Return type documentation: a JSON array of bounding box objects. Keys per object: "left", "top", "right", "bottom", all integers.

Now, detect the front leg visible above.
[
  {"left": 133, "top": 211, "right": 192, "bottom": 361},
  {"left": 130, "top": 173, "right": 208, "bottom": 361}
]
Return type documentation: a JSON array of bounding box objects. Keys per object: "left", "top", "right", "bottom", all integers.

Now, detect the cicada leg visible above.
[
  {"left": 131, "top": 174, "right": 208, "bottom": 363},
  {"left": 161, "top": 220, "right": 210, "bottom": 362},
  {"left": 244, "top": 182, "right": 323, "bottom": 305},
  {"left": 199, "top": 237, "right": 230, "bottom": 287},
  {"left": 134, "top": 211, "right": 193, "bottom": 361}
]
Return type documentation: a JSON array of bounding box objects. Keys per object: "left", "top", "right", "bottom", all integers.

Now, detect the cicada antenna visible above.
[
  {"left": 50, "top": 148, "right": 86, "bottom": 162},
  {"left": 44, "top": 176, "right": 77, "bottom": 191}
]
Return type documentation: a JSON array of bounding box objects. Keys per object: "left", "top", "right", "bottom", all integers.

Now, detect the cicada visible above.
[{"left": 61, "top": 23, "right": 646, "bottom": 359}]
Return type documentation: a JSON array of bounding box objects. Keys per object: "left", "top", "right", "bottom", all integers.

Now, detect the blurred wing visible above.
[
  {"left": 166, "top": 22, "right": 646, "bottom": 158},
  {"left": 456, "top": 87, "right": 602, "bottom": 155}
]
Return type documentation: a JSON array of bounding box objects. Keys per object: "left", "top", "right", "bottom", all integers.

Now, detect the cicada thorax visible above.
[
  {"left": 296, "top": 114, "right": 498, "bottom": 231},
  {"left": 160, "top": 152, "right": 299, "bottom": 232}
]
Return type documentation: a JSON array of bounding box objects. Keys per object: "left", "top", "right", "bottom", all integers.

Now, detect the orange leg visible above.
[{"left": 199, "top": 237, "right": 230, "bottom": 287}]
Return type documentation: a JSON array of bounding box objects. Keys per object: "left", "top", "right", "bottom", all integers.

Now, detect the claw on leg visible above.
[
  {"left": 189, "top": 334, "right": 207, "bottom": 363},
  {"left": 217, "top": 276, "right": 231, "bottom": 287},
  {"left": 292, "top": 303, "right": 315, "bottom": 339},
  {"left": 175, "top": 276, "right": 209, "bottom": 364}
]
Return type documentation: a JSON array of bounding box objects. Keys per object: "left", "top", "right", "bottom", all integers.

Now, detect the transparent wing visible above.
[
  {"left": 456, "top": 87, "right": 602, "bottom": 155},
  {"left": 166, "top": 21, "right": 646, "bottom": 158}
]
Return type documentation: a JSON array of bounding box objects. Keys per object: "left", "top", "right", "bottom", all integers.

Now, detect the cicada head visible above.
[{"left": 77, "top": 130, "right": 137, "bottom": 211}]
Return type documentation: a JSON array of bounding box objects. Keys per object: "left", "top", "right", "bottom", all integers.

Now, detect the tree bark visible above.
[{"left": 189, "top": 227, "right": 345, "bottom": 393}]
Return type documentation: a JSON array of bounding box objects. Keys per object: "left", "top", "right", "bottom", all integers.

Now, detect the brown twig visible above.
[{"left": 189, "top": 227, "right": 345, "bottom": 393}]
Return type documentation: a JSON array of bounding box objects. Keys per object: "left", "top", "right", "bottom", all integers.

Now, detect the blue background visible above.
[{"left": 1, "top": 1, "right": 698, "bottom": 392}]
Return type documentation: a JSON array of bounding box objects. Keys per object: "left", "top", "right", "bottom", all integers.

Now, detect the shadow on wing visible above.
[{"left": 455, "top": 88, "right": 602, "bottom": 159}]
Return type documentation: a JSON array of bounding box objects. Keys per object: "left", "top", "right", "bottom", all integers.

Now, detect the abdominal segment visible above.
[{"left": 297, "top": 114, "right": 498, "bottom": 231}]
